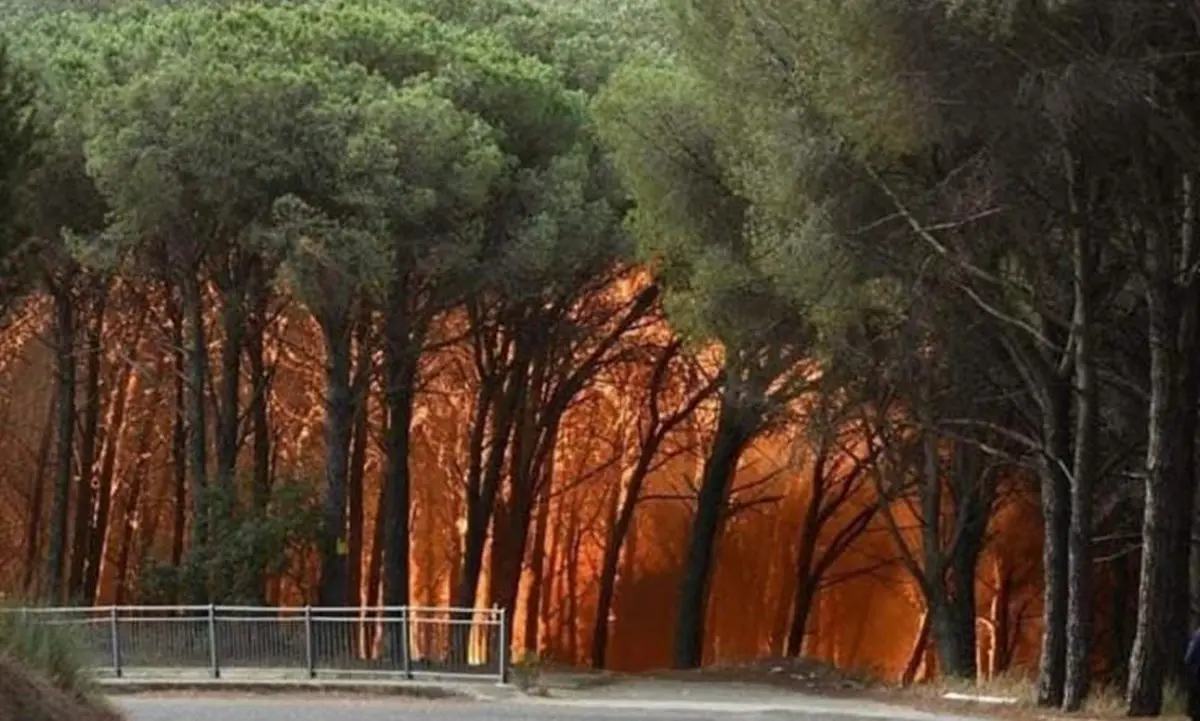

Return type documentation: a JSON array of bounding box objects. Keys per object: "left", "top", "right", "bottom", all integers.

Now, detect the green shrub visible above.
[{"left": 0, "top": 608, "right": 97, "bottom": 703}]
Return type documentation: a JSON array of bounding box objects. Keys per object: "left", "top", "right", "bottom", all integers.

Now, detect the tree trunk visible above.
[
  {"left": 22, "top": 386, "right": 56, "bottom": 596},
  {"left": 455, "top": 358, "right": 523, "bottom": 610},
  {"left": 317, "top": 319, "right": 354, "bottom": 608},
  {"left": 246, "top": 275, "right": 272, "bottom": 515},
  {"left": 590, "top": 344, "right": 694, "bottom": 668},
  {"left": 1127, "top": 243, "right": 1187, "bottom": 716},
  {"left": 168, "top": 292, "right": 188, "bottom": 572},
  {"left": 565, "top": 504, "right": 581, "bottom": 662},
  {"left": 673, "top": 398, "right": 748, "bottom": 669},
  {"left": 1036, "top": 375, "right": 1072, "bottom": 707},
  {"left": 524, "top": 474, "right": 552, "bottom": 656},
  {"left": 1191, "top": 483, "right": 1200, "bottom": 633},
  {"left": 67, "top": 288, "right": 105, "bottom": 603},
  {"left": 216, "top": 290, "right": 244, "bottom": 500},
  {"left": 1111, "top": 551, "right": 1134, "bottom": 687},
  {"left": 1063, "top": 203, "right": 1098, "bottom": 711},
  {"left": 542, "top": 502, "right": 564, "bottom": 659},
  {"left": 990, "top": 560, "right": 1011, "bottom": 678},
  {"left": 1167, "top": 341, "right": 1200, "bottom": 688},
  {"left": 348, "top": 312, "right": 372, "bottom": 608},
  {"left": 902, "top": 610, "right": 932, "bottom": 686},
  {"left": 382, "top": 310, "right": 419, "bottom": 661},
  {"left": 930, "top": 578, "right": 978, "bottom": 680},
  {"left": 494, "top": 416, "right": 559, "bottom": 647},
  {"left": 590, "top": 484, "right": 622, "bottom": 670},
  {"left": 115, "top": 366, "right": 163, "bottom": 605},
  {"left": 244, "top": 271, "right": 273, "bottom": 604},
  {"left": 1126, "top": 166, "right": 1200, "bottom": 714},
  {"left": 588, "top": 439, "right": 662, "bottom": 667},
  {"left": 365, "top": 478, "right": 386, "bottom": 650},
  {"left": 181, "top": 274, "right": 210, "bottom": 601},
  {"left": 786, "top": 477, "right": 824, "bottom": 657},
  {"left": 45, "top": 285, "right": 76, "bottom": 604},
  {"left": 84, "top": 350, "right": 140, "bottom": 603}
]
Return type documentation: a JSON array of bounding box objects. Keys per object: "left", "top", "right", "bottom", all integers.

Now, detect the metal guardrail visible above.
[{"left": 5, "top": 605, "right": 509, "bottom": 684}]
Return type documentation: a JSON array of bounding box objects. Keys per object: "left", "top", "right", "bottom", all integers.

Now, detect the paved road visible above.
[
  {"left": 115, "top": 695, "right": 788, "bottom": 720},
  {"left": 113, "top": 694, "right": 980, "bottom": 721}
]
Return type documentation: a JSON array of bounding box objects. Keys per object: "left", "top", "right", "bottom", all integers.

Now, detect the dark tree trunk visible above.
[
  {"left": 592, "top": 340, "right": 703, "bottom": 669},
  {"left": 590, "top": 488, "right": 623, "bottom": 670},
  {"left": 45, "top": 284, "right": 76, "bottom": 604},
  {"left": 1111, "top": 550, "right": 1134, "bottom": 687},
  {"left": 673, "top": 399, "right": 748, "bottom": 669},
  {"left": 786, "top": 472, "right": 824, "bottom": 657},
  {"left": 1063, "top": 203, "right": 1098, "bottom": 711},
  {"left": 347, "top": 312, "right": 372, "bottom": 608},
  {"left": 68, "top": 287, "right": 105, "bottom": 603},
  {"left": 215, "top": 290, "right": 244, "bottom": 501},
  {"left": 1191, "top": 483, "right": 1200, "bottom": 634},
  {"left": 381, "top": 363, "right": 414, "bottom": 608},
  {"left": 168, "top": 292, "right": 188, "bottom": 572},
  {"left": 181, "top": 274, "right": 210, "bottom": 597},
  {"left": 1167, "top": 355, "right": 1199, "bottom": 687},
  {"left": 451, "top": 321, "right": 529, "bottom": 664},
  {"left": 23, "top": 386, "right": 57, "bottom": 596},
  {"left": 382, "top": 302, "right": 420, "bottom": 661},
  {"left": 1125, "top": 352, "right": 1177, "bottom": 717},
  {"left": 494, "top": 415, "right": 559, "bottom": 648},
  {"left": 943, "top": 446, "right": 989, "bottom": 681},
  {"left": 246, "top": 273, "right": 272, "bottom": 516},
  {"left": 1036, "top": 375, "right": 1072, "bottom": 707},
  {"left": 455, "top": 359, "right": 523, "bottom": 610},
  {"left": 243, "top": 267, "right": 273, "bottom": 604},
  {"left": 1127, "top": 203, "right": 1200, "bottom": 714},
  {"left": 932, "top": 560, "right": 980, "bottom": 680},
  {"left": 523, "top": 475, "right": 552, "bottom": 656},
  {"left": 317, "top": 319, "right": 354, "bottom": 608}
]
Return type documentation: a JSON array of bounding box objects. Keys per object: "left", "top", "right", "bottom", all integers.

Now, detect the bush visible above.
[
  {"left": 0, "top": 608, "right": 98, "bottom": 704},
  {"left": 512, "top": 650, "right": 548, "bottom": 695}
]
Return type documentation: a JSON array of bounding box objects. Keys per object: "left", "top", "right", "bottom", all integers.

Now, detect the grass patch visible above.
[
  {"left": 916, "top": 669, "right": 1036, "bottom": 705},
  {"left": 912, "top": 672, "right": 1190, "bottom": 719},
  {"left": 511, "top": 650, "right": 549, "bottom": 695},
  {"left": 0, "top": 606, "right": 99, "bottom": 704}
]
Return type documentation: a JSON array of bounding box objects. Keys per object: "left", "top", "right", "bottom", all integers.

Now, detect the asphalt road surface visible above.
[{"left": 113, "top": 694, "right": 974, "bottom": 721}]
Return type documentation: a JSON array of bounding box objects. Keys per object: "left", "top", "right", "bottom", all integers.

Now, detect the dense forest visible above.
[{"left": 0, "top": 0, "right": 1197, "bottom": 715}]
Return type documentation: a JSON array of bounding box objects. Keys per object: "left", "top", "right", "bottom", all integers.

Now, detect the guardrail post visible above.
[
  {"left": 109, "top": 606, "right": 122, "bottom": 678},
  {"left": 496, "top": 605, "right": 508, "bottom": 685},
  {"left": 207, "top": 603, "right": 220, "bottom": 679},
  {"left": 304, "top": 606, "right": 315, "bottom": 679},
  {"left": 400, "top": 607, "right": 412, "bottom": 679}
]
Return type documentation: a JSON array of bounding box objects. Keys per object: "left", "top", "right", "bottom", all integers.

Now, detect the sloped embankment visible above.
[{"left": 0, "top": 656, "right": 122, "bottom": 721}]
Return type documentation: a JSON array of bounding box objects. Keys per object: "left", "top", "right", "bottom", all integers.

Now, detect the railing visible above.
[{"left": 4, "top": 605, "right": 508, "bottom": 684}]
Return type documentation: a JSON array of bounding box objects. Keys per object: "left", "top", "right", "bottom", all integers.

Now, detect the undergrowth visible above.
[
  {"left": 920, "top": 670, "right": 1188, "bottom": 718},
  {"left": 0, "top": 604, "right": 99, "bottom": 703}
]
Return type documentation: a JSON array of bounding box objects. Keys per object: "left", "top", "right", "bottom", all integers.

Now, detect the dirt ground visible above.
[{"left": 539, "top": 658, "right": 1188, "bottom": 721}]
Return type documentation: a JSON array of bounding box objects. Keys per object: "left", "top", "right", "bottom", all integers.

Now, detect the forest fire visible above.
[
  {"left": 0, "top": 0, "right": 1195, "bottom": 719},
  {"left": 0, "top": 278, "right": 1044, "bottom": 679}
]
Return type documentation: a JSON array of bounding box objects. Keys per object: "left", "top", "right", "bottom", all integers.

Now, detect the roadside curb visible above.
[{"left": 99, "top": 678, "right": 484, "bottom": 700}]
